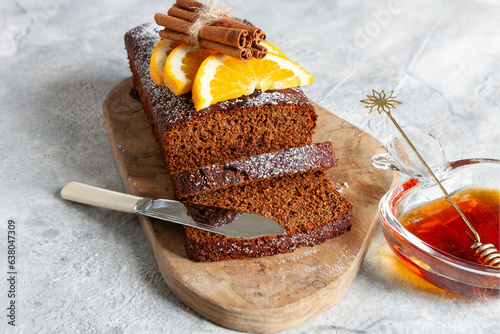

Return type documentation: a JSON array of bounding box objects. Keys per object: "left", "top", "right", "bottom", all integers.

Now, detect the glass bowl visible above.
[{"left": 374, "top": 127, "right": 500, "bottom": 299}]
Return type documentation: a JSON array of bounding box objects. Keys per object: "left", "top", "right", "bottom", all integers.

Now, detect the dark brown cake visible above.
[
  {"left": 124, "top": 23, "right": 353, "bottom": 262},
  {"left": 124, "top": 23, "right": 317, "bottom": 174},
  {"left": 184, "top": 171, "right": 353, "bottom": 262},
  {"left": 172, "top": 142, "right": 338, "bottom": 198}
]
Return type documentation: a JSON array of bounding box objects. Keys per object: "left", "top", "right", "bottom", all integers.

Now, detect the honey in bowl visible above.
[{"left": 399, "top": 186, "right": 500, "bottom": 264}]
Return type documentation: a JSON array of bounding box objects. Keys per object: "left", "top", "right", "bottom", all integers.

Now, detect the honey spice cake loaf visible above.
[
  {"left": 124, "top": 23, "right": 317, "bottom": 174},
  {"left": 124, "top": 21, "right": 353, "bottom": 262}
]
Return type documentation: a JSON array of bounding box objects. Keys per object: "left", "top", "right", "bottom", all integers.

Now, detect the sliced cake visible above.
[
  {"left": 170, "top": 141, "right": 352, "bottom": 262},
  {"left": 183, "top": 171, "right": 353, "bottom": 262},
  {"left": 172, "top": 142, "right": 338, "bottom": 198}
]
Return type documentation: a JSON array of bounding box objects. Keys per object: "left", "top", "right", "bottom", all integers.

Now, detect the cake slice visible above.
[
  {"left": 124, "top": 23, "right": 317, "bottom": 174},
  {"left": 172, "top": 142, "right": 338, "bottom": 199},
  {"left": 183, "top": 171, "right": 353, "bottom": 262}
]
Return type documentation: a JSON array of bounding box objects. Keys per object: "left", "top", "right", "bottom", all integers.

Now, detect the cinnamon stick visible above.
[
  {"left": 159, "top": 28, "right": 253, "bottom": 61},
  {"left": 256, "top": 31, "right": 267, "bottom": 43},
  {"left": 199, "top": 27, "right": 248, "bottom": 48},
  {"left": 252, "top": 42, "right": 267, "bottom": 60},
  {"left": 159, "top": 27, "right": 196, "bottom": 45},
  {"left": 155, "top": 13, "right": 248, "bottom": 49},
  {"left": 155, "top": 13, "right": 191, "bottom": 34},
  {"left": 213, "top": 17, "right": 262, "bottom": 41},
  {"left": 175, "top": 0, "right": 263, "bottom": 42},
  {"left": 176, "top": 0, "right": 203, "bottom": 11},
  {"left": 168, "top": 4, "right": 198, "bottom": 22},
  {"left": 159, "top": 0, "right": 266, "bottom": 61}
]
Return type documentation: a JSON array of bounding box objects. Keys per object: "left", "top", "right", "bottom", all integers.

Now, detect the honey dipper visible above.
[{"left": 361, "top": 90, "right": 500, "bottom": 267}]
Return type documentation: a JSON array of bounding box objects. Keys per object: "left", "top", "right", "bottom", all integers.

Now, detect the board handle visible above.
[{"left": 61, "top": 182, "right": 142, "bottom": 214}]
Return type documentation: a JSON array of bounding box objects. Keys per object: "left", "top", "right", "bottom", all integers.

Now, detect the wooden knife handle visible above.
[{"left": 61, "top": 182, "right": 142, "bottom": 214}]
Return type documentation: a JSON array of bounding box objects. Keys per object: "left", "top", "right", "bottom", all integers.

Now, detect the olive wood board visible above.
[{"left": 102, "top": 78, "right": 396, "bottom": 333}]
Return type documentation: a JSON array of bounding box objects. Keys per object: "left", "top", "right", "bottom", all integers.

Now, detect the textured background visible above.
[{"left": 1, "top": 0, "right": 499, "bottom": 333}]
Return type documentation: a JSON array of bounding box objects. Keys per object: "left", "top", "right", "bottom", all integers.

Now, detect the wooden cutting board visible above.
[{"left": 102, "top": 78, "right": 396, "bottom": 333}]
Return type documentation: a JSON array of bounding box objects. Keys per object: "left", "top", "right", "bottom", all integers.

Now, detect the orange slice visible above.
[
  {"left": 192, "top": 53, "right": 313, "bottom": 110},
  {"left": 163, "top": 44, "right": 215, "bottom": 96},
  {"left": 149, "top": 39, "right": 182, "bottom": 86}
]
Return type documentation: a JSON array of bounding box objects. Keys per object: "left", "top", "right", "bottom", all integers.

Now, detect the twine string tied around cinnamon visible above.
[{"left": 188, "top": 0, "right": 234, "bottom": 47}]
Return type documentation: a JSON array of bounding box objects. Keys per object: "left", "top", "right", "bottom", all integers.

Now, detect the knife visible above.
[{"left": 60, "top": 182, "right": 285, "bottom": 239}]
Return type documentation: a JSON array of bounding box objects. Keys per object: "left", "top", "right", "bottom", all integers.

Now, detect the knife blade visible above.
[{"left": 61, "top": 182, "right": 285, "bottom": 239}]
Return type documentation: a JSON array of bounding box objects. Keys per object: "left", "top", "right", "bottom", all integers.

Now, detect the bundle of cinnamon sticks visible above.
[{"left": 155, "top": 0, "right": 267, "bottom": 61}]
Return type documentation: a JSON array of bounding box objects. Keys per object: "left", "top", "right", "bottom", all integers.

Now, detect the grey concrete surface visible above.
[{"left": 1, "top": 0, "right": 499, "bottom": 333}]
